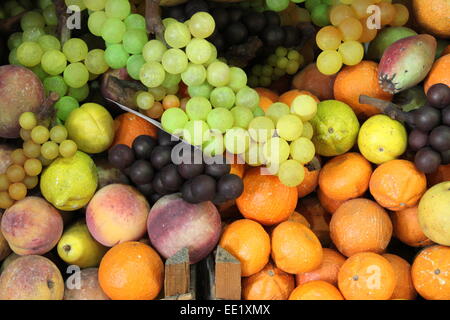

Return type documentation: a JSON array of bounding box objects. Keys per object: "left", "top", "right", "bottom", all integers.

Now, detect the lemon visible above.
[
  {"left": 65, "top": 103, "right": 114, "bottom": 154},
  {"left": 40, "top": 151, "right": 98, "bottom": 211},
  {"left": 358, "top": 115, "right": 407, "bottom": 164},
  {"left": 310, "top": 100, "right": 360, "bottom": 157}
]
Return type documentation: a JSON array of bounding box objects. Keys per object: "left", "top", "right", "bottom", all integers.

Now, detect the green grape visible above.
[
  {"left": 253, "top": 106, "right": 265, "bottom": 117},
  {"left": 267, "top": 55, "right": 278, "bottom": 67},
  {"left": 50, "top": 125, "right": 68, "bottom": 143},
  {"left": 210, "top": 87, "right": 235, "bottom": 109},
  {"left": 104, "top": 44, "right": 129, "bottom": 69},
  {"left": 290, "top": 137, "right": 315, "bottom": 164},
  {"left": 24, "top": 158, "right": 42, "bottom": 177},
  {"left": 161, "top": 48, "right": 188, "bottom": 74},
  {"left": 207, "top": 61, "right": 230, "bottom": 87},
  {"left": 273, "top": 67, "right": 286, "bottom": 77},
  {"left": 188, "top": 12, "right": 215, "bottom": 39},
  {"left": 43, "top": 76, "right": 68, "bottom": 97},
  {"left": 43, "top": 4, "right": 57, "bottom": 26},
  {"left": 125, "top": 14, "right": 146, "bottom": 30},
  {"left": 338, "top": 40, "right": 364, "bottom": 66},
  {"left": 286, "top": 60, "right": 300, "bottom": 75},
  {"left": 17, "top": 42, "right": 43, "bottom": 67},
  {"left": 31, "top": 125, "right": 50, "bottom": 144},
  {"left": 265, "top": 0, "right": 289, "bottom": 11},
  {"left": 164, "top": 22, "right": 191, "bottom": 49},
  {"left": 88, "top": 11, "right": 107, "bottom": 36},
  {"left": 230, "top": 106, "right": 254, "bottom": 129},
  {"left": 181, "top": 63, "right": 206, "bottom": 87},
  {"left": 7, "top": 32, "right": 22, "bottom": 50},
  {"left": 101, "top": 18, "right": 126, "bottom": 44},
  {"left": 59, "top": 140, "right": 78, "bottom": 158},
  {"left": 266, "top": 102, "right": 290, "bottom": 125},
  {"left": 202, "top": 131, "right": 225, "bottom": 157},
  {"left": 262, "top": 65, "right": 273, "bottom": 77},
  {"left": 23, "top": 140, "right": 41, "bottom": 158},
  {"left": 162, "top": 17, "right": 177, "bottom": 28},
  {"left": 287, "top": 50, "right": 302, "bottom": 61},
  {"left": 316, "top": 50, "right": 342, "bottom": 75},
  {"left": 247, "top": 75, "right": 259, "bottom": 88},
  {"left": 248, "top": 116, "right": 275, "bottom": 143},
  {"left": 278, "top": 159, "right": 305, "bottom": 187},
  {"left": 276, "top": 114, "right": 303, "bottom": 141},
  {"left": 302, "top": 121, "right": 314, "bottom": 139},
  {"left": 252, "top": 65, "right": 263, "bottom": 76},
  {"left": 85, "top": 49, "right": 109, "bottom": 75},
  {"left": 165, "top": 84, "right": 179, "bottom": 95},
  {"left": 228, "top": 67, "right": 247, "bottom": 92},
  {"left": 123, "top": 29, "right": 148, "bottom": 54},
  {"left": 4, "top": 0, "right": 19, "bottom": 13},
  {"left": 263, "top": 137, "right": 290, "bottom": 165},
  {"left": 161, "top": 73, "right": 181, "bottom": 89},
  {"left": 41, "top": 50, "right": 67, "bottom": 76},
  {"left": 63, "top": 63, "right": 89, "bottom": 88},
  {"left": 142, "top": 40, "right": 167, "bottom": 62},
  {"left": 205, "top": 43, "right": 218, "bottom": 66},
  {"left": 84, "top": 0, "right": 106, "bottom": 11},
  {"left": 161, "top": 108, "right": 189, "bottom": 135},
  {"left": 40, "top": 141, "right": 59, "bottom": 160},
  {"left": 20, "top": 11, "right": 45, "bottom": 30},
  {"left": 65, "top": 0, "right": 86, "bottom": 10},
  {"left": 311, "top": 4, "right": 331, "bottom": 27},
  {"left": 186, "top": 96, "right": 212, "bottom": 121},
  {"left": 105, "top": 0, "right": 130, "bottom": 20},
  {"left": 305, "top": 0, "right": 322, "bottom": 11},
  {"left": 275, "top": 47, "right": 288, "bottom": 57},
  {"left": 126, "top": 54, "right": 145, "bottom": 80},
  {"left": 206, "top": 108, "right": 234, "bottom": 133},
  {"left": 38, "top": 35, "right": 61, "bottom": 51},
  {"left": 63, "top": 38, "right": 89, "bottom": 63},
  {"left": 188, "top": 82, "right": 213, "bottom": 99},
  {"left": 44, "top": 25, "right": 57, "bottom": 37},
  {"left": 140, "top": 61, "right": 166, "bottom": 88},
  {"left": 291, "top": 94, "right": 318, "bottom": 121},
  {"left": 55, "top": 96, "right": 79, "bottom": 121},
  {"left": 20, "top": 128, "right": 32, "bottom": 141},
  {"left": 244, "top": 141, "right": 266, "bottom": 166},
  {"left": 136, "top": 91, "right": 155, "bottom": 110},
  {"left": 19, "top": 112, "right": 37, "bottom": 130},
  {"left": 183, "top": 120, "right": 210, "bottom": 146},
  {"left": 235, "top": 87, "right": 260, "bottom": 111},
  {"left": 186, "top": 38, "right": 212, "bottom": 65},
  {"left": 224, "top": 127, "right": 251, "bottom": 154},
  {"left": 30, "top": 65, "right": 48, "bottom": 81},
  {"left": 259, "top": 76, "right": 271, "bottom": 87},
  {"left": 9, "top": 49, "right": 21, "bottom": 66},
  {"left": 148, "top": 86, "right": 166, "bottom": 101},
  {"left": 68, "top": 84, "right": 89, "bottom": 102},
  {"left": 276, "top": 57, "right": 289, "bottom": 69}
]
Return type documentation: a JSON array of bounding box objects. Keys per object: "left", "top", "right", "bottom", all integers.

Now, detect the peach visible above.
[
  {"left": 0, "top": 213, "right": 11, "bottom": 261},
  {"left": 1, "top": 197, "right": 63, "bottom": 255},
  {"left": 0, "top": 144, "right": 13, "bottom": 174},
  {"left": 86, "top": 184, "right": 150, "bottom": 247},
  {"left": 0, "top": 253, "right": 19, "bottom": 274},
  {"left": 0, "top": 255, "right": 64, "bottom": 300},
  {"left": 64, "top": 268, "right": 110, "bottom": 300},
  {"left": 147, "top": 193, "right": 222, "bottom": 264},
  {"left": 292, "top": 63, "right": 337, "bottom": 101}
]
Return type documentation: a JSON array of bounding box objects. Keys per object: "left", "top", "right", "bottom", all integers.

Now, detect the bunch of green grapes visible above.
[
  {"left": 315, "top": 0, "right": 410, "bottom": 75},
  {"left": 0, "top": 112, "right": 78, "bottom": 209},
  {"left": 248, "top": 47, "right": 305, "bottom": 88},
  {"left": 0, "top": 0, "right": 34, "bottom": 20}
]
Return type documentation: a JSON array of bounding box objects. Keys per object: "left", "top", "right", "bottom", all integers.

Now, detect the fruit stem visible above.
[
  {"left": 109, "top": 76, "right": 148, "bottom": 92},
  {"left": 63, "top": 244, "right": 71, "bottom": 253},
  {"left": 224, "top": 36, "right": 264, "bottom": 69},
  {"left": 146, "top": 0, "right": 165, "bottom": 42},
  {"left": 0, "top": 12, "right": 27, "bottom": 35},
  {"left": 54, "top": 0, "right": 71, "bottom": 45},
  {"left": 305, "top": 156, "right": 321, "bottom": 172},
  {"left": 359, "top": 95, "right": 414, "bottom": 125}
]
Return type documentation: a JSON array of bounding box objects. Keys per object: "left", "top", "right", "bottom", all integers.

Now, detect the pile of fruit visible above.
[{"left": 0, "top": 0, "right": 449, "bottom": 301}]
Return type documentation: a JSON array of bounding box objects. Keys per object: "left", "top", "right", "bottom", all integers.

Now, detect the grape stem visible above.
[
  {"left": 54, "top": 0, "right": 71, "bottom": 45},
  {"left": 359, "top": 95, "right": 415, "bottom": 126},
  {"left": 225, "top": 36, "right": 264, "bottom": 69},
  {"left": 0, "top": 12, "right": 27, "bottom": 35},
  {"left": 146, "top": 0, "right": 165, "bottom": 42}
]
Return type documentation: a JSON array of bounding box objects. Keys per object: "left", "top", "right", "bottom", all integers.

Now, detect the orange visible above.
[
  {"left": 98, "top": 241, "right": 164, "bottom": 300},
  {"left": 298, "top": 196, "right": 331, "bottom": 246},
  {"left": 383, "top": 254, "right": 417, "bottom": 300},
  {"left": 297, "top": 166, "right": 320, "bottom": 198},
  {"left": 318, "top": 153, "right": 372, "bottom": 201},
  {"left": 271, "top": 221, "right": 323, "bottom": 274},
  {"left": 330, "top": 198, "right": 393, "bottom": 257},
  {"left": 413, "top": 0, "right": 450, "bottom": 38},
  {"left": 236, "top": 168, "right": 298, "bottom": 226},
  {"left": 258, "top": 96, "right": 274, "bottom": 112},
  {"left": 390, "top": 206, "right": 433, "bottom": 247},
  {"left": 289, "top": 281, "right": 344, "bottom": 300},
  {"left": 242, "top": 262, "right": 295, "bottom": 300},
  {"left": 278, "top": 89, "right": 320, "bottom": 107},
  {"left": 296, "top": 248, "right": 346, "bottom": 287},
  {"left": 112, "top": 112, "right": 158, "bottom": 148},
  {"left": 333, "top": 61, "right": 393, "bottom": 119},
  {"left": 288, "top": 211, "right": 311, "bottom": 228},
  {"left": 292, "top": 63, "right": 337, "bottom": 101},
  {"left": 225, "top": 152, "right": 245, "bottom": 179},
  {"left": 369, "top": 159, "right": 427, "bottom": 211},
  {"left": 254, "top": 87, "right": 279, "bottom": 103},
  {"left": 317, "top": 188, "right": 346, "bottom": 214},
  {"left": 338, "top": 252, "right": 396, "bottom": 300},
  {"left": 411, "top": 245, "right": 450, "bottom": 300},
  {"left": 424, "top": 54, "right": 450, "bottom": 93},
  {"left": 219, "top": 219, "right": 271, "bottom": 277},
  {"left": 427, "top": 164, "right": 450, "bottom": 187}
]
